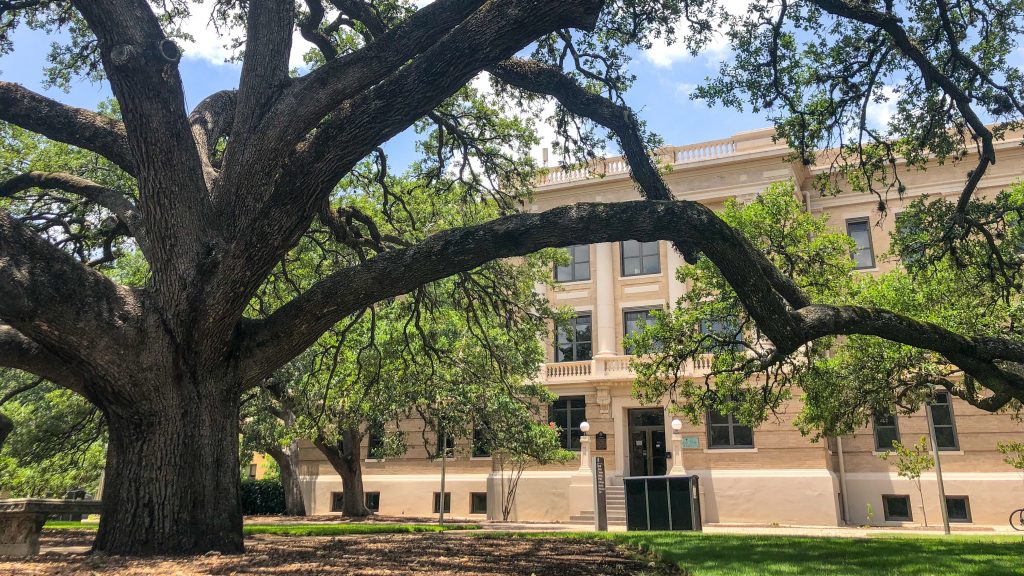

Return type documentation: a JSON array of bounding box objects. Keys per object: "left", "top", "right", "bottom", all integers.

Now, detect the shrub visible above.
[{"left": 240, "top": 479, "right": 285, "bottom": 515}]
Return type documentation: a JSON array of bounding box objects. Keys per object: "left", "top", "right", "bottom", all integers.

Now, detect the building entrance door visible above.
[{"left": 627, "top": 408, "right": 667, "bottom": 476}]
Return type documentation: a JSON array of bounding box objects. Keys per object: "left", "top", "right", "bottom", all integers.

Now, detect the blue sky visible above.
[{"left": 0, "top": 7, "right": 772, "bottom": 171}]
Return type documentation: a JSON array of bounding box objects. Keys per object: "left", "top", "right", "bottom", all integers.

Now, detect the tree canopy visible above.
[
  {"left": 0, "top": 0, "right": 1023, "bottom": 555},
  {"left": 631, "top": 183, "right": 1022, "bottom": 437}
]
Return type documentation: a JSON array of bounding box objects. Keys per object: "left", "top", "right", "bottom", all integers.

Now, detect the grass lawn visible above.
[
  {"left": 481, "top": 532, "right": 1023, "bottom": 576},
  {"left": 43, "top": 520, "right": 477, "bottom": 537},
  {"left": 242, "top": 523, "right": 478, "bottom": 536},
  {"left": 43, "top": 521, "right": 98, "bottom": 530}
]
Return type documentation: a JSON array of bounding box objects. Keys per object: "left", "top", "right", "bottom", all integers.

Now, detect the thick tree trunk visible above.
[
  {"left": 315, "top": 428, "right": 370, "bottom": 517},
  {"left": 93, "top": 382, "right": 243, "bottom": 555},
  {"left": 266, "top": 441, "right": 306, "bottom": 516}
]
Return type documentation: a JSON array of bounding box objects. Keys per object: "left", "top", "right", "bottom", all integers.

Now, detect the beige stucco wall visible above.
[{"left": 843, "top": 472, "right": 1024, "bottom": 527}]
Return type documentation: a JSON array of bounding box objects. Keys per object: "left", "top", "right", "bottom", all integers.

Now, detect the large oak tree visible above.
[{"left": 1, "top": 0, "right": 1024, "bottom": 555}]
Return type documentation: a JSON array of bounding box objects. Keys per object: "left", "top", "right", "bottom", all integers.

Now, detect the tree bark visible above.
[
  {"left": 92, "top": 380, "right": 243, "bottom": 555},
  {"left": 266, "top": 441, "right": 306, "bottom": 516},
  {"left": 0, "top": 412, "right": 12, "bottom": 452},
  {"left": 315, "top": 429, "right": 371, "bottom": 518}
]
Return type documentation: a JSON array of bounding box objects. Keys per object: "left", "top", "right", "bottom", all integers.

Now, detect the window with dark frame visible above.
[
  {"left": 472, "top": 422, "right": 492, "bottom": 458},
  {"left": 364, "top": 492, "right": 380, "bottom": 513},
  {"left": 894, "top": 212, "right": 927, "bottom": 266},
  {"left": 623, "top": 307, "right": 661, "bottom": 355},
  {"left": 555, "top": 313, "right": 592, "bottom": 362},
  {"left": 248, "top": 464, "right": 257, "bottom": 479},
  {"left": 550, "top": 395, "right": 587, "bottom": 451},
  {"left": 706, "top": 404, "right": 754, "bottom": 449},
  {"left": 470, "top": 492, "right": 488, "bottom": 515},
  {"left": 873, "top": 412, "right": 901, "bottom": 451},
  {"left": 435, "top": 426, "right": 455, "bottom": 459},
  {"left": 621, "top": 240, "right": 661, "bottom": 276},
  {"left": 433, "top": 492, "right": 451, "bottom": 514},
  {"left": 846, "top": 218, "right": 876, "bottom": 269},
  {"left": 882, "top": 495, "right": 913, "bottom": 521},
  {"left": 366, "top": 423, "right": 385, "bottom": 460},
  {"left": 330, "top": 492, "right": 344, "bottom": 513},
  {"left": 929, "top": 391, "right": 959, "bottom": 450},
  {"left": 555, "top": 245, "right": 591, "bottom": 282},
  {"left": 700, "top": 318, "right": 744, "bottom": 351},
  {"left": 946, "top": 496, "right": 971, "bottom": 522}
]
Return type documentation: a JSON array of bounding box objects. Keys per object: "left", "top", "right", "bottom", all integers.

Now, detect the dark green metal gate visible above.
[{"left": 623, "top": 475, "right": 702, "bottom": 531}]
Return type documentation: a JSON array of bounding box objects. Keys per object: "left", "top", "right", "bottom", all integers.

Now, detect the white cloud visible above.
[
  {"left": 645, "top": 37, "right": 693, "bottom": 69},
  {"left": 177, "top": 1, "right": 314, "bottom": 70},
  {"left": 675, "top": 82, "right": 697, "bottom": 99},
  {"left": 865, "top": 85, "right": 899, "bottom": 129},
  {"left": 643, "top": 0, "right": 750, "bottom": 69}
]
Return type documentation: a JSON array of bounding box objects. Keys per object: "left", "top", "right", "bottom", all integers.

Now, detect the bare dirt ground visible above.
[{"left": 1, "top": 530, "right": 677, "bottom": 575}]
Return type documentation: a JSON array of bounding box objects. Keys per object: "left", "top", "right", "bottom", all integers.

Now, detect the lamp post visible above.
[
  {"left": 669, "top": 418, "right": 685, "bottom": 475},
  {"left": 578, "top": 421, "right": 592, "bottom": 473}
]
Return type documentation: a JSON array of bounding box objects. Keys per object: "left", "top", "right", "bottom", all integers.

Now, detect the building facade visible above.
[{"left": 298, "top": 128, "right": 1024, "bottom": 528}]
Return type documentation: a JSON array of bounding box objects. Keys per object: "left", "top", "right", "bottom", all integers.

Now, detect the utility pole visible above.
[{"left": 925, "top": 396, "right": 951, "bottom": 535}]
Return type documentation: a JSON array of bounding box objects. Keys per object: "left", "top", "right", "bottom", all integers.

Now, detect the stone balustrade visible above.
[
  {"left": 533, "top": 129, "right": 780, "bottom": 187},
  {"left": 539, "top": 354, "right": 715, "bottom": 384}
]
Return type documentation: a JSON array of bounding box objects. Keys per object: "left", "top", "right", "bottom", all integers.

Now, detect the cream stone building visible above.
[{"left": 298, "top": 128, "right": 1024, "bottom": 528}]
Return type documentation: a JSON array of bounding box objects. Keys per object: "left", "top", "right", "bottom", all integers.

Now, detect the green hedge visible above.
[{"left": 240, "top": 479, "right": 285, "bottom": 515}]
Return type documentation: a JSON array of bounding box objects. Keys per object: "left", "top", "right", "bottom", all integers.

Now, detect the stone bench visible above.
[{"left": 0, "top": 499, "right": 102, "bottom": 556}]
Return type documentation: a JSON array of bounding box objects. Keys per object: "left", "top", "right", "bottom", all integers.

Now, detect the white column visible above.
[
  {"left": 578, "top": 435, "right": 592, "bottom": 473},
  {"left": 594, "top": 242, "right": 616, "bottom": 356},
  {"left": 669, "top": 432, "right": 685, "bottom": 475},
  {"left": 667, "top": 245, "right": 685, "bottom": 308}
]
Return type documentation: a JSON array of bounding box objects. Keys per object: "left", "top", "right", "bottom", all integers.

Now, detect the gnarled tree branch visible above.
[
  {"left": 0, "top": 325, "right": 85, "bottom": 395},
  {"left": 0, "top": 81, "right": 134, "bottom": 175},
  {"left": 0, "top": 208, "right": 143, "bottom": 390},
  {"left": 0, "top": 171, "right": 148, "bottom": 249},
  {"left": 189, "top": 90, "right": 237, "bottom": 187},
  {"left": 489, "top": 57, "right": 812, "bottom": 313},
  {"left": 808, "top": 0, "right": 996, "bottom": 212}
]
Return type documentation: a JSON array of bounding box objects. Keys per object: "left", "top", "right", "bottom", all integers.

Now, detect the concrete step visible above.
[{"left": 570, "top": 513, "right": 626, "bottom": 524}]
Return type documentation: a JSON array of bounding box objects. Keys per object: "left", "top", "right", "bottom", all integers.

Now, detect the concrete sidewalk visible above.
[{"left": 466, "top": 521, "right": 1016, "bottom": 537}]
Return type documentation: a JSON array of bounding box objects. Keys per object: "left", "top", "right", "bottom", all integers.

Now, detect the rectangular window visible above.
[
  {"left": 700, "top": 319, "right": 744, "bottom": 351},
  {"left": 433, "top": 492, "right": 451, "bottom": 514},
  {"left": 330, "top": 492, "right": 344, "bottom": 513},
  {"left": 550, "top": 395, "right": 587, "bottom": 451},
  {"left": 946, "top": 496, "right": 971, "bottom": 523},
  {"left": 621, "top": 240, "right": 661, "bottom": 276},
  {"left": 706, "top": 405, "right": 754, "bottom": 449},
  {"left": 882, "top": 494, "right": 913, "bottom": 521},
  {"left": 248, "top": 464, "right": 257, "bottom": 480},
  {"left": 366, "top": 423, "right": 385, "bottom": 460},
  {"left": 623, "top": 308, "right": 661, "bottom": 355},
  {"left": 435, "top": 426, "right": 455, "bottom": 459},
  {"left": 895, "top": 212, "right": 926, "bottom": 266},
  {"left": 470, "top": 492, "right": 488, "bottom": 515},
  {"left": 555, "top": 314, "right": 592, "bottom": 362},
  {"left": 364, "top": 492, "right": 380, "bottom": 513},
  {"left": 472, "top": 422, "right": 491, "bottom": 458},
  {"left": 555, "top": 245, "right": 591, "bottom": 282},
  {"left": 846, "top": 218, "right": 876, "bottom": 269},
  {"left": 873, "top": 412, "right": 900, "bottom": 452},
  {"left": 930, "top": 392, "right": 959, "bottom": 450}
]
